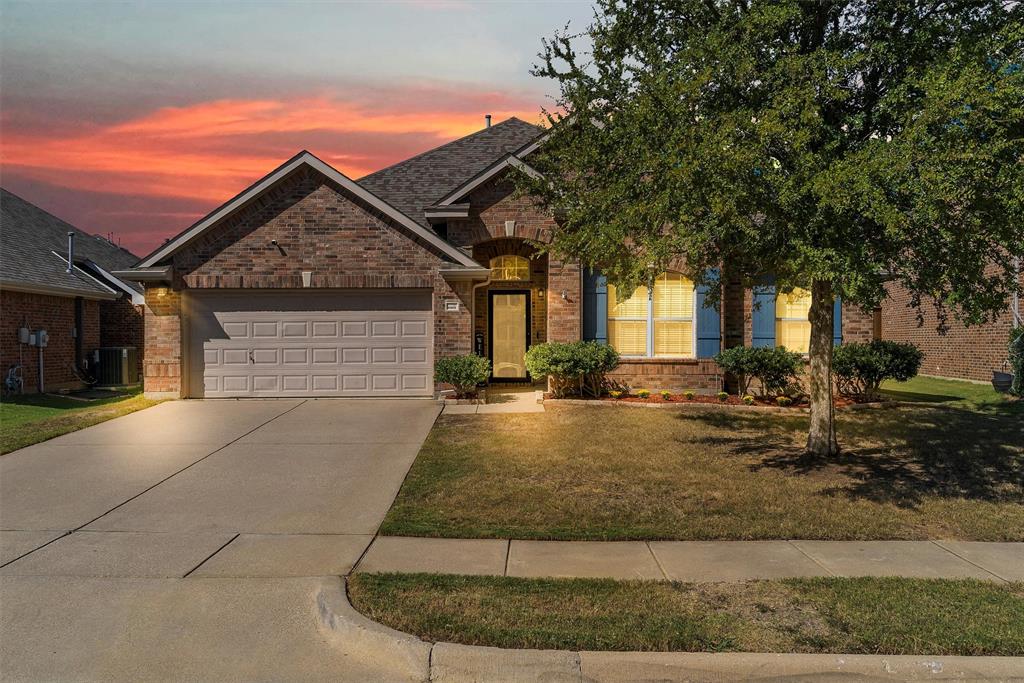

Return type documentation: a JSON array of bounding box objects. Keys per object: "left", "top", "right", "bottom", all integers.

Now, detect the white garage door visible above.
[{"left": 187, "top": 290, "right": 433, "bottom": 398}]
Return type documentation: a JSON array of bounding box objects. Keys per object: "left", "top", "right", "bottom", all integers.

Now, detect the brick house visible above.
[
  {"left": 1, "top": 189, "right": 145, "bottom": 393},
  {"left": 116, "top": 118, "right": 873, "bottom": 399},
  {"left": 879, "top": 264, "right": 1024, "bottom": 383}
]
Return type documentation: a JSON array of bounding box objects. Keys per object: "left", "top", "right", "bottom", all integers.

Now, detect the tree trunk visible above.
[{"left": 805, "top": 279, "right": 839, "bottom": 457}]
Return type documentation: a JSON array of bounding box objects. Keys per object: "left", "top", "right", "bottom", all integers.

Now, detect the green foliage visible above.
[
  {"left": 714, "top": 347, "right": 804, "bottom": 397},
  {"left": 660, "top": 390, "right": 672, "bottom": 400},
  {"left": 833, "top": 341, "right": 924, "bottom": 401},
  {"left": 684, "top": 391, "right": 695, "bottom": 400},
  {"left": 636, "top": 389, "right": 651, "bottom": 399},
  {"left": 524, "top": 341, "right": 620, "bottom": 398},
  {"left": 1010, "top": 327, "right": 1024, "bottom": 397},
  {"left": 717, "top": 391, "right": 729, "bottom": 402},
  {"left": 609, "top": 390, "right": 623, "bottom": 399},
  {"left": 521, "top": 0, "right": 1024, "bottom": 451},
  {"left": 435, "top": 355, "right": 490, "bottom": 398},
  {"left": 776, "top": 396, "right": 794, "bottom": 407},
  {"left": 742, "top": 395, "right": 755, "bottom": 405}
]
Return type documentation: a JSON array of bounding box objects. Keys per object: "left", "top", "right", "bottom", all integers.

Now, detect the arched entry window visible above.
[{"left": 489, "top": 255, "right": 530, "bottom": 281}]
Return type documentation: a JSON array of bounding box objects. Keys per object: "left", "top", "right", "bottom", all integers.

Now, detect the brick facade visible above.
[
  {"left": 0, "top": 290, "right": 100, "bottom": 393},
  {"left": 880, "top": 270, "right": 1023, "bottom": 382},
  {"left": 142, "top": 167, "right": 472, "bottom": 396},
  {"left": 143, "top": 287, "right": 182, "bottom": 395}
]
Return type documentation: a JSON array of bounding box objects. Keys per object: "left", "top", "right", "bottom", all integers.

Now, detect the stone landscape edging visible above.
[
  {"left": 544, "top": 397, "right": 944, "bottom": 414},
  {"left": 321, "top": 576, "right": 1024, "bottom": 682}
]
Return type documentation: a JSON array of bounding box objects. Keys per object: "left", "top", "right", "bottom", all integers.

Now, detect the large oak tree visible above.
[{"left": 520, "top": 0, "right": 1024, "bottom": 456}]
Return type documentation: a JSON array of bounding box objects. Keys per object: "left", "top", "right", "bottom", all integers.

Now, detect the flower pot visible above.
[{"left": 992, "top": 371, "right": 1013, "bottom": 393}]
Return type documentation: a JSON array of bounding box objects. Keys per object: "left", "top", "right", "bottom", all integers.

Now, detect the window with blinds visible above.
[
  {"left": 776, "top": 288, "right": 813, "bottom": 353},
  {"left": 607, "top": 272, "right": 695, "bottom": 357},
  {"left": 607, "top": 283, "right": 648, "bottom": 355},
  {"left": 489, "top": 255, "right": 530, "bottom": 281}
]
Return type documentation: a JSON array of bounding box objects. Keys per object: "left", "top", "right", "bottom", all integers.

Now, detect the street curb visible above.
[
  {"left": 315, "top": 577, "right": 431, "bottom": 682},
  {"left": 323, "top": 578, "right": 1024, "bottom": 682}
]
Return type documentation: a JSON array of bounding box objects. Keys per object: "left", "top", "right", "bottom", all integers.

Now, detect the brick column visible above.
[
  {"left": 547, "top": 259, "right": 581, "bottom": 342},
  {"left": 143, "top": 286, "right": 182, "bottom": 398}
]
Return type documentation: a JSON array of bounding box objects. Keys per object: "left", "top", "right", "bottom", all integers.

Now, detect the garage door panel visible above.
[{"left": 188, "top": 290, "right": 433, "bottom": 398}]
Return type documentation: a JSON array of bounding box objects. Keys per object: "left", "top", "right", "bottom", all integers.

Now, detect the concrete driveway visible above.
[{"left": 0, "top": 398, "right": 440, "bottom": 681}]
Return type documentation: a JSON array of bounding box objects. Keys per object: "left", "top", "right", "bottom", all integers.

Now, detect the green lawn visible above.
[
  {"left": 381, "top": 376, "right": 1023, "bottom": 541},
  {"left": 880, "top": 374, "right": 1012, "bottom": 409},
  {"left": 349, "top": 573, "right": 1024, "bottom": 655},
  {"left": 0, "top": 388, "right": 160, "bottom": 454}
]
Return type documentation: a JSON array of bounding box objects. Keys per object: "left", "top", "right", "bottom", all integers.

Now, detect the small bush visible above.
[
  {"left": 742, "top": 395, "right": 755, "bottom": 405},
  {"left": 636, "top": 389, "right": 651, "bottom": 399},
  {"left": 609, "top": 390, "right": 623, "bottom": 399},
  {"left": 717, "top": 391, "right": 729, "bottom": 402},
  {"left": 524, "top": 341, "right": 620, "bottom": 398},
  {"left": 660, "top": 390, "right": 672, "bottom": 400},
  {"left": 684, "top": 390, "right": 695, "bottom": 400},
  {"left": 832, "top": 341, "right": 924, "bottom": 401},
  {"left": 714, "top": 346, "right": 804, "bottom": 397},
  {"left": 435, "top": 355, "right": 490, "bottom": 398},
  {"left": 776, "top": 396, "right": 793, "bottom": 407}
]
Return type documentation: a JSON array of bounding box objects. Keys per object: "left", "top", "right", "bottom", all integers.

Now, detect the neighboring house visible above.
[
  {"left": 116, "top": 117, "right": 873, "bottom": 399},
  {"left": 1, "top": 189, "right": 145, "bottom": 393},
  {"left": 880, "top": 264, "right": 1024, "bottom": 383}
]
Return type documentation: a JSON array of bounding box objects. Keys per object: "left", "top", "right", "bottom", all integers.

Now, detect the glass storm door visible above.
[{"left": 490, "top": 292, "right": 529, "bottom": 380}]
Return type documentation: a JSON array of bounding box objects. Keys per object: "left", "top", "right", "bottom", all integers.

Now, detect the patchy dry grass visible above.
[
  {"left": 0, "top": 388, "right": 160, "bottom": 454},
  {"left": 349, "top": 573, "right": 1024, "bottom": 655},
  {"left": 381, "top": 379, "right": 1023, "bottom": 541}
]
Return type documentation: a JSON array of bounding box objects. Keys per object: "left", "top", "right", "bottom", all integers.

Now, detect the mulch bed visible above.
[{"left": 545, "top": 392, "right": 861, "bottom": 409}]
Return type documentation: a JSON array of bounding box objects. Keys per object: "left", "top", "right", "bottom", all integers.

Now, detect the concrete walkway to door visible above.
[{"left": 0, "top": 398, "right": 441, "bottom": 681}]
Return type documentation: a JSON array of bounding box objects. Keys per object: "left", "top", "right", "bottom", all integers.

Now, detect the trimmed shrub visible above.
[
  {"left": 684, "top": 390, "right": 695, "bottom": 400},
  {"left": 742, "top": 395, "right": 755, "bottom": 405},
  {"left": 717, "top": 391, "right": 729, "bottom": 402},
  {"left": 636, "top": 389, "right": 651, "bottom": 399},
  {"left": 660, "top": 390, "right": 672, "bottom": 400},
  {"left": 776, "top": 396, "right": 793, "bottom": 407},
  {"left": 435, "top": 354, "right": 490, "bottom": 398},
  {"left": 832, "top": 341, "right": 923, "bottom": 401},
  {"left": 714, "top": 346, "right": 804, "bottom": 397},
  {"left": 524, "top": 341, "right": 620, "bottom": 398},
  {"left": 609, "top": 390, "right": 623, "bottom": 399}
]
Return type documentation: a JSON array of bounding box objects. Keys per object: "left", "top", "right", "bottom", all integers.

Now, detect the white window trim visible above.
[{"left": 609, "top": 284, "right": 697, "bottom": 359}]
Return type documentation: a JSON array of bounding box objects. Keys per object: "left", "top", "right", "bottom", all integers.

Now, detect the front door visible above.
[{"left": 489, "top": 291, "right": 530, "bottom": 380}]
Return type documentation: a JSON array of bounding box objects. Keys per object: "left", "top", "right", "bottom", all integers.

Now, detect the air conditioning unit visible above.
[{"left": 95, "top": 347, "right": 139, "bottom": 385}]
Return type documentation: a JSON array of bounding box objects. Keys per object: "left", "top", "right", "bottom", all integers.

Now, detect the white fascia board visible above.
[
  {"left": 436, "top": 152, "right": 545, "bottom": 207},
  {"left": 82, "top": 260, "right": 146, "bottom": 305},
  {"left": 138, "top": 152, "right": 478, "bottom": 268},
  {"left": 111, "top": 266, "right": 173, "bottom": 283}
]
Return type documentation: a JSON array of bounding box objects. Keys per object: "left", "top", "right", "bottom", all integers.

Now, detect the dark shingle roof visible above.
[
  {"left": 357, "top": 117, "right": 542, "bottom": 227},
  {"left": 0, "top": 188, "right": 141, "bottom": 297}
]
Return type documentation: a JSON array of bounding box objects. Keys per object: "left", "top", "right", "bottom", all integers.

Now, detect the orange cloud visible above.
[{"left": 1, "top": 94, "right": 539, "bottom": 204}]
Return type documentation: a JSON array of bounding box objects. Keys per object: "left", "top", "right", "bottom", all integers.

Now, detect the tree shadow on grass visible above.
[{"left": 676, "top": 406, "right": 1024, "bottom": 509}]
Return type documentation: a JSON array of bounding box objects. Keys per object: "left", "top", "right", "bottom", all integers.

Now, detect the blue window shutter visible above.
[
  {"left": 751, "top": 277, "right": 776, "bottom": 347},
  {"left": 833, "top": 297, "right": 842, "bottom": 346},
  {"left": 582, "top": 268, "right": 608, "bottom": 343},
  {"left": 695, "top": 268, "right": 721, "bottom": 358}
]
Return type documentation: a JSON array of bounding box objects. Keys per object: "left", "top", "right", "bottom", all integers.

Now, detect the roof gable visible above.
[
  {"left": 137, "top": 151, "right": 478, "bottom": 268},
  {"left": 0, "top": 188, "right": 139, "bottom": 298},
  {"left": 356, "top": 117, "right": 543, "bottom": 227}
]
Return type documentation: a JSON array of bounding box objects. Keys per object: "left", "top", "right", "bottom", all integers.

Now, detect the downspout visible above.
[{"left": 1013, "top": 257, "right": 1022, "bottom": 328}]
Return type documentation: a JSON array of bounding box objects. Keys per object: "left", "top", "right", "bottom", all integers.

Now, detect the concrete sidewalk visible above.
[{"left": 356, "top": 537, "right": 1024, "bottom": 583}]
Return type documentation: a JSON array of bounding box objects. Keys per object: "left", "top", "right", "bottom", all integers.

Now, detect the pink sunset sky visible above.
[{"left": 0, "top": 1, "right": 592, "bottom": 257}]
